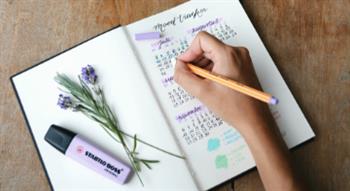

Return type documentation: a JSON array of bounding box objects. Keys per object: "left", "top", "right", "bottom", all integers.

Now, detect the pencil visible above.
[{"left": 171, "top": 58, "right": 278, "bottom": 105}]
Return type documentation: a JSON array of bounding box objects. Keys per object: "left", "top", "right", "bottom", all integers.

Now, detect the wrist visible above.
[{"left": 230, "top": 103, "right": 276, "bottom": 138}]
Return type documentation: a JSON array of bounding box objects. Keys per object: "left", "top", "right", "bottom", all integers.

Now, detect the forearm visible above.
[
  {"left": 173, "top": 31, "right": 304, "bottom": 191},
  {"left": 238, "top": 106, "right": 304, "bottom": 191}
]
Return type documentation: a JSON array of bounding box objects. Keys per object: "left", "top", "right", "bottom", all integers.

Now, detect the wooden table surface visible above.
[{"left": 0, "top": 0, "right": 349, "bottom": 190}]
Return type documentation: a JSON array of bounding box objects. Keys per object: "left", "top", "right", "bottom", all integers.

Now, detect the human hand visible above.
[
  {"left": 174, "top": 32, "right": 305, "bottom": 191},
  {"left": 174, "top": 31, "right": 274, "bottom": 134}
]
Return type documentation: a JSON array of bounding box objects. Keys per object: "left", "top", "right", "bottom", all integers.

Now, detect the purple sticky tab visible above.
[
  {"left": 269, "top": 96, "right": 279, "bottom": 105},
  {"left": 135, "top": 32, "right": 161, "bottom": 40}
]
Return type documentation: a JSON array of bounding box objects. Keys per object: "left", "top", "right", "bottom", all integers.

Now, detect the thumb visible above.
[{"left": 173, "top": 59, "right": 211, "bottom": 98}]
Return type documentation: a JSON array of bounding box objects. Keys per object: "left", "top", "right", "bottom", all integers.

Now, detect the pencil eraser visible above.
[
  {"left": 135, "top": 32, "right": 161, "bottom": 40},
  {"left": 269, "top": 96, "right": 279, "bottom": 105},
  {"left": 171, "top": 58, "right": 176, "bottom": 68}
]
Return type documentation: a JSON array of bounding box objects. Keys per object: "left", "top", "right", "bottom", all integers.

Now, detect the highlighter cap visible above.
[{"left": 45, "top": 124, "right": 76, "bottom": 154}]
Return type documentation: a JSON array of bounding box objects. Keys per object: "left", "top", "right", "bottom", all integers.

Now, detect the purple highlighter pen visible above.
[{"left": 44, "top": 124, "right": 132, "bottom": 184}]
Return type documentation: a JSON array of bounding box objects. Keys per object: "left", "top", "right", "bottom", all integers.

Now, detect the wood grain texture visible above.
[
  {"left": 238, "top": 1, "right": 350, "bottom": 191},
  {"left": 0, "top": 1, "right": 120, "bottom": 191},
  {"left": 0, "top": 0, "right": 349, "bottom": 191}
]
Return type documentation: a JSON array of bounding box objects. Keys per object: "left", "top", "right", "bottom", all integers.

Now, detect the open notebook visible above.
[{"left": 11, "top": 0, "right": 315, "bottom": 190}]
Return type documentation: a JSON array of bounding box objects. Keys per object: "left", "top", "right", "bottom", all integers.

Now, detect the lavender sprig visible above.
[
  {"left": 81, "top": 65, "right": 97, "bottom": 84},
  {"left": 55, "top": 65, "right": 184, "bottom": 186}
]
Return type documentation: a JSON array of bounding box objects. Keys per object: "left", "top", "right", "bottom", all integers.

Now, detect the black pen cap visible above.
[{"left": 45, "top": 124, "right": 77, "bottom": 154}]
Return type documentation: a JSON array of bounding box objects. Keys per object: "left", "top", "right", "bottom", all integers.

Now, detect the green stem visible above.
[
  {"left": 81, "top": 106, "right": 185, "bottom": 159},
  {"left": 55, "top": 73, "right": 186, "bottom": 186},
  {"left": 120, "top": 131, "right": 185, "bottom": 159},
  {"left": 99, "top": 124, "right": 144, "bottom": 185}
]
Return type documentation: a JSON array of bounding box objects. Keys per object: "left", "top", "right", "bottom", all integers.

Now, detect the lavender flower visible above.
[
  {"left": 81, "top": 65, "right": 97, "bottom": 84},
  {"left": 55, "top": 66, "right": 184, "bottom": 186},
  {"left": 57, "top": 94, "right": 78, "bottom": 111}
]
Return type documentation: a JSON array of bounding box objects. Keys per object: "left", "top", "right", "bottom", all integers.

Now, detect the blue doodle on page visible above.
[
  {"left": 222, "top": 129, "right": 241, "bottom": 145},
  {"left": 207, "top": 138, "right": 220, "bottom": 151}
]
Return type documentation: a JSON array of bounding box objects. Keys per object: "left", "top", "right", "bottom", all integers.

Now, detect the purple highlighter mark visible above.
[
  {"left": 135, "top": 32, "right": 161, "bottom": 41},
  {"left": 187, "top": 18, "right": 222, "bottom": 34},
  {"left": 161, "top": 76, "right": 174, "bottom": 87},
  {"left": 151, "top": 37, "right": 173, "bottom": 50},
  {"left": 176, "top": 105, "right": 204, "bottom": 122}
]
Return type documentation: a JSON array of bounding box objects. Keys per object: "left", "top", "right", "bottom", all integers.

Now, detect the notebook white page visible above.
[
  {"left": 125, "top": 0, "right": 315, "bottom": 190},
  {"left": 12, "top": 27, "right": 198, "bottom": 190},
  {"left": 12, "top": 0, "right": 315, "bottom": 190}
]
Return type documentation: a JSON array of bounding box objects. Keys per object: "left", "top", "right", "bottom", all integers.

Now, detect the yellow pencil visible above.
[{"left": 171, "top": 58, "right": 278, "bottom": 105}]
